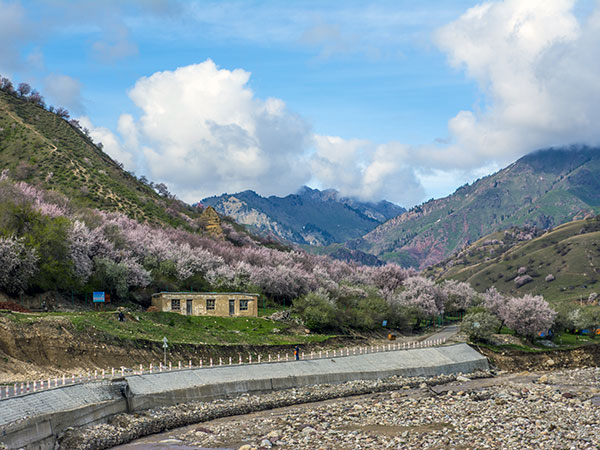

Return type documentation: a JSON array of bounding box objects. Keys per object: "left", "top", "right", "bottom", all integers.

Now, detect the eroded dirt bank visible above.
[
  {"left": 2, "top": 310, "right": 600, "bottom": 383},
  {"left": 476, "top": 343, "right": 600, "bottom": 371},
  {"left": 0, "top": 315, "right": 352, "bottom": 382}
]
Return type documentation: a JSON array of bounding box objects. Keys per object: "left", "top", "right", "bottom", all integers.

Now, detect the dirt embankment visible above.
[
  {"left": 475, "top": 343, "right": 600, "bottom": 372},
  {"left": 2, "top": 310, "right": 599, "bottom": 383},
  {"left": 0, "top": 315, "right": 355, "bottom": 382}
]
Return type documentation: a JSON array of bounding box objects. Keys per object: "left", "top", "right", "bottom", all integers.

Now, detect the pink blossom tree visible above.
[
  {"left": 502, "top": 294, "right": 556, "bottom": 338},
  {"left": 395, "top": 276, "right": 446, "bottom": 325},
  {"left": 366, "top": 263, "right": 413, "bottom": 291},
  {"left": 17, "top": 82, "right": 31, "bottom": 97},
  {"left": 441, "top": 279, "right": 477, "bottom": 314},
  {"left": 482, "top": 286, "right": 507, "bottom": 320},
  {"left": 0, "top": 236, "right": 38, "bottom": 294}
]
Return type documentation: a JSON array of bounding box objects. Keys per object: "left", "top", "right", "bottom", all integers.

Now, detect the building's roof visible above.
[{"left": 152, "top": 291, "right": 260, "bottom": 297}]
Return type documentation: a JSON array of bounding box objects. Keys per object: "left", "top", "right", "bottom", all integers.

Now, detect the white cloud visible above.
[
  {"left": 0, "top": 0, "right": 31, "bottom": 74},
  {"left": 116, "top": 60, "right": 312, "bottom": 203},
  {"left": 311, "top": 135, "right": 425, "bottom": 205},
  {"left": 43, "top": 74, "right": 85, "bottom": 114},
  {"left": 432, "top": 0, "right": 600, "bottom": 169},
  {"left": 83, "top": 60, "right": 426, "bottom": 206},
  {"left": 77, "top": 116, "right": 136, "bottom": 171}
]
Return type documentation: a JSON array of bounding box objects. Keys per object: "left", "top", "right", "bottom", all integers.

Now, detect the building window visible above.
[
  {"left": 239, "top": 299, "right": 249, "bottom": 311},
  {"left": 206, "top": 299, "right": 216, "bottom": 310},
  {"left": 171, "top": 299, "right": 180, "bottom": 311}
]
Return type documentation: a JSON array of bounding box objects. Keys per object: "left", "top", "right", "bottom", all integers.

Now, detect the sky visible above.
[{"left": 1, "top": 0, "right": 600, "bottom": 207}]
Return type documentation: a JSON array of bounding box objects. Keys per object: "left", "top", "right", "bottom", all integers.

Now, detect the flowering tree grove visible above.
[
  {"left": 1, "top": 171, "right": 561, "bottom": 337},
  {"left": 501, "top": 294, "right": 557, "bottom": 338}
]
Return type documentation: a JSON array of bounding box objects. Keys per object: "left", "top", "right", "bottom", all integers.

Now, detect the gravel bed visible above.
[
  {"left": 175, "top": 367, "right": 600, "bottom": 450},
  {"left": 57, "top": 371, "right": 491, "bottom": 449}
]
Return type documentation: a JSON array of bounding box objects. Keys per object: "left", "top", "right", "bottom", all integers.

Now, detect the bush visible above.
[
  {"left": 293, "top": 290, "right": 339, "bottom": 332},
  {"left": 387, "top": 304, "right": 414, "bottom": 332},
  {"left": 353, "top": 295, "right": 390, "bottom": 330},
  {"left": 461, "top": 310, "right": 501, "bottom": 343}
]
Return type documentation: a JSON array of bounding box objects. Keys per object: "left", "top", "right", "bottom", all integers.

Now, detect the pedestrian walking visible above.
[{"left": 294, "top": 345, "right": 300, "bottom": 361}]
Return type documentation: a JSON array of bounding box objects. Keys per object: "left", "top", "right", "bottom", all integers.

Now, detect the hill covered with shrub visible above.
[
  {"left": 426, "top": 217, "right": 600, "bottom": 303},
  {"left": 355, "top": 146, "right": 600, "bottom": 268},
  {"left": 0, "top": 80, "right": 200, "bottom": 229}
]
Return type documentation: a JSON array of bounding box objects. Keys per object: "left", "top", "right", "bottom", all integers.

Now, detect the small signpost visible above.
[
  {"left": 162, "top": 336, "right": 168, "bottom": 366},
  {"left": 93, "top": 292, "right": 105, "bottom": 311}
]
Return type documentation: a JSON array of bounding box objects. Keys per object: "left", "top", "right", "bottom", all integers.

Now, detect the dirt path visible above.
[{"left": 0, "top": 105, "right": 58, "bottom": 153}]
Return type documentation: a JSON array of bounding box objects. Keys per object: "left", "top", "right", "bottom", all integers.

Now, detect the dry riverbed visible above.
[{"left": 58, "top": 367, "right": 600, "bottom": 450}]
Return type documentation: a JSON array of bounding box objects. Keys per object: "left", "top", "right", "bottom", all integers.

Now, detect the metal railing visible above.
[{"left": 0, "top": 337, "right": 447, "bottom": 399}]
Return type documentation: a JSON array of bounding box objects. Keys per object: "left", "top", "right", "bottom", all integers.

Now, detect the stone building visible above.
[{"left": 151, "top": 292, "right": 259, "bottom": 317}]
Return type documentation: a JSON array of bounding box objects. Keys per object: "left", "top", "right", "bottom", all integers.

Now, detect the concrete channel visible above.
[{"left": 0, "top": 343, "right": 488, "bottom": 449}]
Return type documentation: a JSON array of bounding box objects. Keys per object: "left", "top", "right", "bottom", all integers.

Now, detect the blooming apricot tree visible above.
[
  {"left": 502, "top": 294, "right": 556, "bottom": 338},
  {"left": 0, "top": 236, "right": 38, "bottom": 294}
]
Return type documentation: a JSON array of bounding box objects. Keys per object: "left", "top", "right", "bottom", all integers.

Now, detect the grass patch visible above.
[
  {"left": 9, "top": 311, "right": 332, "bottom": 346},
  {"left": 552, "top": 331, "right": 595, "bottom": 346}
]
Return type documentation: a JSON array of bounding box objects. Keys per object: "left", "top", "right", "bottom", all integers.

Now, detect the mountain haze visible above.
[
  {"left": 201, "top": 186, "right": 405, "bottom": 246},
  {"left": 354, "top": 146, "right": 600, "bottom": 268}
]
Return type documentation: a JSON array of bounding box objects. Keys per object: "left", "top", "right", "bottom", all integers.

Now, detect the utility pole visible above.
[{"left": 163, "top": 336, "right": 168, "bottom": 366}]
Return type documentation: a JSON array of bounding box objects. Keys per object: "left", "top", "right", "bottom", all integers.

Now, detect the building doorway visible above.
[
  {"left": 229, "top": 299, "right": 235, "bottom": 315},
  {"left": 186, "top": 299, "right": 193, "bottom": 315}
]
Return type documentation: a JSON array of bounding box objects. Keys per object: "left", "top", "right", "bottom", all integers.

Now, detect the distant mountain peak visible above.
[{"left": 202, "top": 187, "right": 405, "bottom": 246}]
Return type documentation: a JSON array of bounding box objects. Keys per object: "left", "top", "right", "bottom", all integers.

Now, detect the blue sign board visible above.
[
  {"left": 93, "top": 292, "right": 105, "bottom": 303},
  {"left": 382, "top": 320, "right": 388, "bottom": 327}
]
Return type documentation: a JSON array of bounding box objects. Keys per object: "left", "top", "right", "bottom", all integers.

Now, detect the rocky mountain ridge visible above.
[{"left": 201, "top": 186, "right": 405, "bottom": 246}]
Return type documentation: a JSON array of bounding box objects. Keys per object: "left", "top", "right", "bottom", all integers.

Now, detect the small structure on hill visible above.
[
  {"left": 151, "top": 292, "right": 259, "bottom": 317},
  {"left": 200, "top": 206, "right": 224, "bottom": 238}
]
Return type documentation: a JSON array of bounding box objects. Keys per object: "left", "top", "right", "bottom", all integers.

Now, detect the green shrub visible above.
[
  {"left": 293, "top": 290, "right": 339, "bottom": 332},
  {"left": 354, "top": 295, "right": 390, "bottom": 330},
  {"left": 461, "top": 310, "right": 501, "bottom": 343},
  {"left": 388, "top": 303, "right": 413, "bottom": 332}
]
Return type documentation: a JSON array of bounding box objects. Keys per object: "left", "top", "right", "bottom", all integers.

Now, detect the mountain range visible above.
[
  {"left": 3, "top": 83, "right": 599, "bottom": 278},
  {"left": 201, "top": 187, "right": 405, "bottom": 246},
  {"left": 353, "top": 146, "right": 600, "bottom": 268}
]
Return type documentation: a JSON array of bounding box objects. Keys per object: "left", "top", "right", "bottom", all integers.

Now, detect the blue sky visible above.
[{"left": 2, "top": 1, "right": 600, "bottom": 206}]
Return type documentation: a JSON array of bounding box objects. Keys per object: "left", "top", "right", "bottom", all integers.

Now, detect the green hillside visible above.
[
  {"left": 0, "top": 89, "right": 198, "bottom": 228},
  {"left": 426, "top": 216, "right": 600, "bottom": 303},
  {"left": 356, "top": 146, "right": 600, "bottom": 268}
]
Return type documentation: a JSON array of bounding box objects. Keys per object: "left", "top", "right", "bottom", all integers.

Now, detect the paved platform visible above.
[
  {"left": 0, "top": 382, "right": 126, "bottom": 449},
  {"left": 126, "top": 343, "right": 488, "bottom": 410}
]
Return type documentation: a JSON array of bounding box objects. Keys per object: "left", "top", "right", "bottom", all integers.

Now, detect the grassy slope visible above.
[
  {"left": 359, "top": 147, "right": 600, "bottom": 268},
  {"left": 0, "top": 90, "right": 197, "bottom": 227},
  {"left": 427, "top": 216, "right": 600, "bottom": 303},
  {"left": 6, "top": 310, "right": 330, "bottom": 346}
]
